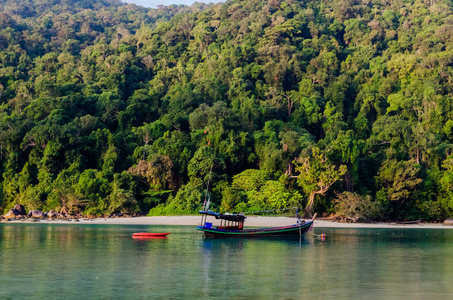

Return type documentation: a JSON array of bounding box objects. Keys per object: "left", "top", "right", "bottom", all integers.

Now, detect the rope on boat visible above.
[{"left": 308, "top": 213, "right": 326, "bottom": 239}]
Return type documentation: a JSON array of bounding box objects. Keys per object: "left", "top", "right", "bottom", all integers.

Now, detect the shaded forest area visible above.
[{"left": 1, "top": 0, "right": 453, "bottom": 220}]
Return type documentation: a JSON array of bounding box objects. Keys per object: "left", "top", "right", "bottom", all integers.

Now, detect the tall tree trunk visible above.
[{"left": 345, "top": 169, "right": 353, "bottom": 192}]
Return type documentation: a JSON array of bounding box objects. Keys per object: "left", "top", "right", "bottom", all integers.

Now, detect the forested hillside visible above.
[{"left": 1, "top": 0, "right": 453, "bottom": 220}]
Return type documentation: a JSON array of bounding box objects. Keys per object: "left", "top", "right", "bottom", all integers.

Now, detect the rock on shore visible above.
[
  {"left": 3, "top": 208, "right": 26, "bottom": 219},
  {"left": 27, "top": 210, "right": 47, "bottom": 219},
  {"left": 444, "top": 219, "right": 453, "bottom": 226}
]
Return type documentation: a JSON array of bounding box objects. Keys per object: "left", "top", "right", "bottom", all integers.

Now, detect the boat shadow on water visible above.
[{"left": 198, "top": 222, "right": 322, "bottom": 250}]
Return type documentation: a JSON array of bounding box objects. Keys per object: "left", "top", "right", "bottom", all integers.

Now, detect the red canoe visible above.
[
  {"left": 132, "top": 236, "right": 168, "bottom": 240},
  {"left": 132, "top": 232, "right": 171, "bottom": 237}
]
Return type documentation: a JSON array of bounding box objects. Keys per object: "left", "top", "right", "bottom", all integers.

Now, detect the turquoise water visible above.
[{"left": 0, "top": 224, "right": 452, "bottom": 299}]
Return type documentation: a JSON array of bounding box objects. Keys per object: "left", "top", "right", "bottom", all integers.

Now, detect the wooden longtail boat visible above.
[{"left": 197, "top": 210, "right": 314, "bottom": 238}]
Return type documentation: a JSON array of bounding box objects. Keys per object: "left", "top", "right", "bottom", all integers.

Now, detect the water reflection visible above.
[{"left": 0, "top": 224, "right": 453, "bottom": 299}]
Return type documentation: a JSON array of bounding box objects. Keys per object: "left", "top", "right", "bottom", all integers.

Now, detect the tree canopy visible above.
[{"left": 1, "top": 0, "right": 453, "bottom": 220}]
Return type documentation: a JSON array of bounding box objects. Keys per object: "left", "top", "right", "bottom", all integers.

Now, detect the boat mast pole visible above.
[
  {"left": 296, "top": 208, "right": 302, "bottom": 238},
  {"left": 201, "top": 164, "right": 214, "bottom": 226}
]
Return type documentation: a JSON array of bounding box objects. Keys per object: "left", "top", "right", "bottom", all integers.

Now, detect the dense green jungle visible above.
[{"left": 1, "top": 0, "right": 453, "bottom": 220}]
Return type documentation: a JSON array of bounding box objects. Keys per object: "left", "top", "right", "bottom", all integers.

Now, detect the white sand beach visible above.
[{"left": 11, "top": 215, "right": 448, "bottom": 229}]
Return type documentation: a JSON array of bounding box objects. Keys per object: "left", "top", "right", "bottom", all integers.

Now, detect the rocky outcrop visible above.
[
  {"left": 27, "top": 210, "right": 47, "bottom": 219},
  {"left": 4, "top": 209, "right": 23, "bottom": 219},
  {"left": 2, "top": 207, "right": 135, "bottom": 221},
  {"left": 47, "top": 210, "right": 59, "bottom": 219},
  {"left": 444, "top": 219, "right": 453, "bottom": 226},
  {"left": 13, "top": 204, "right": 26, "bottom": 215},
  {"left": 1, "top": 204, "right": 27, "bottom": 220}
]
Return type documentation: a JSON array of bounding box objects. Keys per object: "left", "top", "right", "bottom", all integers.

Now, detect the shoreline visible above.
[{"left": 2, "top": 215, "right": 451, "bottom": 229}]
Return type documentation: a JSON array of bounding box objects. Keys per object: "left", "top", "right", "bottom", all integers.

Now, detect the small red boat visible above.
[
  {"left": 132, "top": 236, "right": 168, "bottom": 240},
  {"left": 132, "top": 232, "right": 170, "bottom": 238}
]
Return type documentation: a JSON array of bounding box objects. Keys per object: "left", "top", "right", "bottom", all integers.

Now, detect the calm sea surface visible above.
[{"left": 0, "top": 223, "right": 452, "bottom": 299}]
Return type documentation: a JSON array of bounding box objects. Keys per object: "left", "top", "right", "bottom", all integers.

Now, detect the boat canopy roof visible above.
[{"left": 199, "top": 210, "right": 246, "bottom": 222}]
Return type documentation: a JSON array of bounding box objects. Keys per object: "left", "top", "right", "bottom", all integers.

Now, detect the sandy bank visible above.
[{"left": 4, "top": 215, "right": 450, "bottom": 229}]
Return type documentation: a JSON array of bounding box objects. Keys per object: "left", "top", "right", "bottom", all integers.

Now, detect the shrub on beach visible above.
[{"left": 333, "top": 192, "right": 383, "bottom": 221}]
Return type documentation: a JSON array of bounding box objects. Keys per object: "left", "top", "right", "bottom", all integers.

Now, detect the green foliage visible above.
[
  {"left": 229, "top": 174, "right": 304, "bottom": 213},
  {"left": 148, "top": 182, "right": 202, "bottom": 215},
  {"left": 187, "top": 145, "right": 226, "bottom": 186},
  {"left": 248, "top": 180, "right": 290, "bottom": 210},
  {"left": 107, "top": 173, "right": 139, "bottom": 213},
  {"left": 376, "top": 159, "right": 422, "bottom": 217},
  {"left": 19, "top": 186, "right": 46, "bottom": 211},
  {"left": 220, "top": 185, "right": 245, "bottom": 213},
  {"left": 0, "top": 0, "right": 452, "bottom": 220},
  {"left": 295, "top": 147, "right": 347, "bottom": 215},
  {"left": 0, "top": 184, "right": 4, "bottom": 213},
  {"left": 232, "top": 169, "right": 270, "bottom": 191},
  {"left": 440, "top": 155, "right": 453, "bottom": 218}
]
